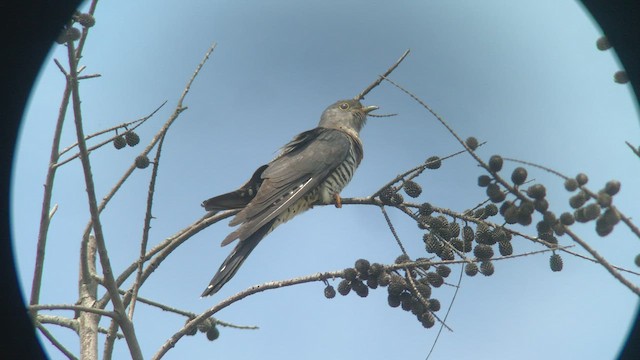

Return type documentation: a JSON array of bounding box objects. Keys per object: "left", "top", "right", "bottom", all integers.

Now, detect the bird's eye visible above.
[{"left": 339, "top": 103, "right": 350, "bottom": 110}]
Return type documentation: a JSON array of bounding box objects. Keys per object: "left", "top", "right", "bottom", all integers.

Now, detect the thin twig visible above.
[
  {"left": 30, "top": 304, "right": 117, "bottom": 318},
  {"left": 38, "top": 314, "right": 124, "bottom": 339},
  {"left": 66, "top": 39, "right": 143, "bottom": 360},
  {"left": 114, "top": 288, "right": 259, "bottom": 330},
  {"left": 405, "top": 271, "right": 453, "bottom": 332},
  {"left": 382, "top": 76, "right": 530, "bottom": 206},
  {"left": 504, "top": 157, "right": 640, "bottom": 240},
  {"left": 30, "top": 74, "right": 71, "bottom": 310},
  {"left": 563, "top": 226, "right": 640, "bottom": 295},
  {"left": 370, "top": 145, "right": 484, "bottom": 199},
  {"left": 355, "top": 49, "right": 410, "bottom": 100},
  {"left": 78, "top": 73, "right": 102, "bottom": 80},
  {"left": 56, "top": 101, "right": 166, "bottom": 162},
  {"left": 152, "top": 269, "right": 348, "bottom": 360},
  {"left": 97, "top": 210, "right": 236, "bottom": 310},
  {"left": 35, "top": 322, "right": 78, "bottom": 360},
  {"left": 625, "top": 141, "right": 640, "bottom": 158},
  {"left": 100, "top": 43, "right": 218, "bottom": 358},
  {"left": 380, "top": 205, "right": 408, "bottom": 255},
  {"left": 503, "top": 157, "right": 569, "bottom": 179},
  {"left": 426, "top": 265, "right": 464, "bottom": 360},
  {"left": 129, "top": 133, "right": 167, "bottom": 319},
  {"left": 152, "top": 243, "right": 569, "bottom": 360}
]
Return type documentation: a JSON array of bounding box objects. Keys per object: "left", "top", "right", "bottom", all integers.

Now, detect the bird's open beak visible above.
[{"left": 363, "top": 105, "right": 378, "bottom": 114}]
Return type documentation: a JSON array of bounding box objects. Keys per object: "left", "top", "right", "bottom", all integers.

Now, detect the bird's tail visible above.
[{"left": 201, "top": 220, "right": 274, "bottom": 297}]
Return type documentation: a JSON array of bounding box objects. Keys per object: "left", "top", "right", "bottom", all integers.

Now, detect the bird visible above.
[{"left": 200, "top": 99, "right": 378, "bottom": 296}]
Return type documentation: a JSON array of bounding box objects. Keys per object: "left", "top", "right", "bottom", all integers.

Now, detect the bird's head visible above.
[{"left": 318, "top": 99, "right": 378, "bottom": 134}]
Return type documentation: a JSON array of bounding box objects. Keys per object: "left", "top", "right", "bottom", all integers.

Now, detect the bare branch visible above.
[
  {"left": 31, "top": 304, "right": 117, "bottom": 318},
  {"left": 66, "top": 38, "right": 143, "bottom": 360},
  {"left": 563, "top": 226, "right": 640, "bottom": 295},
  {"left": 355, "top": 49, "right": 410, "bottom": 100},
  {"left": 39, "top": 314, "right": 124, "bottom": 339},
  {"left": 379, "top": 205, "right": 408, "bottom": 255},
  {"left": 625, "top": 141, "right": 640, "bottom": 158},
  {"left": 129, "top": 133, "right": 167, "bottom": 319},
  {"left": 30, "top": 68, "right": 71, "bottom": 309},
  {"left": 35, "top": 322, "right": 78, "bottom": 360},
  {"left": 56, "top": 101, "right": 166, "bottom": 162}
]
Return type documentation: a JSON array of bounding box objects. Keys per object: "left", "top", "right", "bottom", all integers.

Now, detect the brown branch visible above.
[
  {"left": 152, "top": 244, "right": 571, "bottom": 359},
  {"left": 152, "top": 270, "right": 347, "bottom": 360},
  {"left": 31, "top": 304, "right": 116, "bottom": 318},
  {"left": 563, "top": 226, "right": 640, "bottom": 295},
  {"left": 379, "top": 205, "right": 408, "bottom": 255},
  {"left": 56, "top": 100, "right": 165, "bottom": 161},
  {"left": 427, "top": 265, "right": 464, "bottom": 360},
  {"left": 78, "top": 73, "right": 101, "bottom": 80},
  {"left": 66, "top": 39, "right": 143, "bottom": 360},
  {"left": 625, "top": 141, "right": 640, "bottom": 158},
  {"left": 355, "top": 49, "right": 410, "bottom": 100},
  {"left": 38, "top": 314, "right": 124, "bottom": 339},
  {"left": 370, "top": 145, "right": 484, "bottom": 199},
  {"left": 30, "top": 80, "right": 71, "bottom": 310},
  {"left": 99, "top": 43, "right": 217, "bottom": 358},
  {"left": 114, "top": 288, "right": 259, "bottom": 330},
  {"left": 405, "top": 270, "right": 452, "bottom": 332},
  {"left": 81, "top": 44, "right": 218, "bottom": 294},
  {"left": 129, "top": 133, "right": 167, "bottom": 319},
  {"left": 35, "top": 322, "right": 78, "bottom": 360}
]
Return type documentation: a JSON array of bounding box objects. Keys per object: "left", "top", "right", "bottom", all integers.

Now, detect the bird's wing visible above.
[{"left": 221, "top": 129, "right": 352, "bottom": 245}]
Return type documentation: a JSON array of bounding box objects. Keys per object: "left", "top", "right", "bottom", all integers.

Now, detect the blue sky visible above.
[{"left": 11, "top": 1, "right": 640, "bottom": 359}]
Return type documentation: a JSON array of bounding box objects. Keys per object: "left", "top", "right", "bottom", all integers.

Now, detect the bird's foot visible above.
[{"left": 334, "top": 193, "right": 342, "bottom": 208}]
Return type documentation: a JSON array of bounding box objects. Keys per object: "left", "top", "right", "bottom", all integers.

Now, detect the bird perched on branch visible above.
[{"left": 200, "top": 99, "right": 378, "bottom": 296}]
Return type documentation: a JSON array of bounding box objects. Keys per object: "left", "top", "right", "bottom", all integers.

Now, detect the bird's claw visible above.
[{"left": 334, "top": 193, "right": 342, "bottom": 208}]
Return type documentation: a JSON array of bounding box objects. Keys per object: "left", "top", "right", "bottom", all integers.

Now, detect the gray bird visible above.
[{"left": 201, "top": 99, "right": 378, "bottom": 296}]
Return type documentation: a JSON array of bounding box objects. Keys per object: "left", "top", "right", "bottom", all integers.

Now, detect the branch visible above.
[
  {"left": 563, "top": 226, "right": 640, "bottom": 295},
  {"left": 80, "top": 43, "right": 218, "bottom": 293},
  {"left": 65, "top": 38, "right": 143, "bottom": 360},
  {"left": 35, "top": 322, "right": 78, "bottom": 360},
  {"left": 31, "top": 304, "right": 116, "bottom": 318},
  {"left": 30, "top": 72, "right": 71, "bottom": 309},
  {"left": 129, "top": 133, "right": 167, "bottom": 319},
  {"left": 56, "top": 101, "right": 165, "bottom": 161},
  {"left": 153, "top": 245, "right": 569, "bottom": 359},
  {"left": 355, "top": 49, "right": 410, "bottom": 100},
  {"left": 625, "top": 141, "right": 640, "bottom": 158}
]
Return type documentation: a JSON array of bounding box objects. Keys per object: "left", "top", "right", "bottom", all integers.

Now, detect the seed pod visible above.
[
  {"left": 206, "top": 326, "right": 220, "bottom": 341},
  {"left": 526, "top": 184, "right": 546, "bottom": 200},
  {"left": 550, "top": 254, "right": 563, "bottom": 272},
  {"left": 596, "top": 36, "right": 611, "bottom": 51},
  {"left": 576, "top": 173, "right": 589, "bottom": 185},
  {"left": 135, "top": 155, "right": 150, "bottom": 169},
  {"left": 511, "top": 167, "right": 527, "bottom": 185},
  {"left": 425, "top": 156, "right": 442, "bottom": 169},
  {"left": 113, "top": 136, "right": 126, "bottom": 150},
  {"left": 473, "top": 244, "right": 494, "bottom": 260},
  {"left": 480, "top": 261, "right": 495, "bottom": 276},
  {"left": 337, "top": 280, "right": 351, "bottom": 296},
  {"left": 465, "top": 263, "right": 478, "bottom": 276},
  {"left": 604, "top": 180, "right": 621, "bottom": 196},
  {"left": 324, "top": 285, "right": 336, "bottom": 299},
  {"left": 76, "top": 13, "right": 96, "bottom": 27},
  {"left": 564, "top": 178, "right": 579, "bottom": 192},
  {"left": 403, "top": 180, "right": 422, "bottom": 198},
  {"left": 465, "top": 137, "right": 479, "bottom": 150},
  {"left": 614, "top": 70, "right": 629, "bottom": 84},
  {"left": 125, "top": 131, "right": 140, "bottom": 147},
  {"left": 477, "top": 175, "right": 492, "bottom": 187}
]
